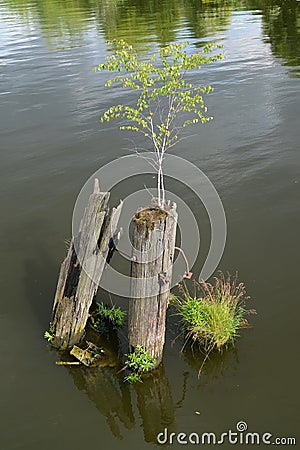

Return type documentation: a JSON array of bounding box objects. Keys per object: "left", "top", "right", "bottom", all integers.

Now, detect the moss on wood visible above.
[{"left": 134, "top": 207, "right": 168, "bottom": 231}]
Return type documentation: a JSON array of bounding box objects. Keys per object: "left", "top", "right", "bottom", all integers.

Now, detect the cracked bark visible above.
[{"left": 51, "top": 179, "right": 123, "bottom": 349}]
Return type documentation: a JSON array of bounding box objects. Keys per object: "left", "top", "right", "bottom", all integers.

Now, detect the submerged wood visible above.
[
  {"left": 69, "top": 341, "right": 119, "bottom": 368},
  {"left": 70, "top": 342, "right": 104, "bottom": 367},
  {"left": 128, "top": 199, "right": 177, "bottom": 367},
  {"left": 51, "top": 179, "right": 123, "bottom": 349}
]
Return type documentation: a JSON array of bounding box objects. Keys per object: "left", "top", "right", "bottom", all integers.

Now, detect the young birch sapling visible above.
[{"left": 96, "top": 40, "right": 224, "bottom": 208}]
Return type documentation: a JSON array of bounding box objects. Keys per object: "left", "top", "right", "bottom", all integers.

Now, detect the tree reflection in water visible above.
[
  {"left": 3, "top": 0, "right": 299, "bottom": 74},
  {"left": 67, "top": 361, "right": 177, "bottom": 441}
]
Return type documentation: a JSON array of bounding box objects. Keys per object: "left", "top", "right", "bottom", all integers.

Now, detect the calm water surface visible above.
[{"left": 0, "top": 0, "right": 299, "bottom": 449}]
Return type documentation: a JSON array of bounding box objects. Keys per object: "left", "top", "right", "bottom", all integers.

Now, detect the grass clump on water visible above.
[{"left": 171, "top": 272, "right": 255, "bottom": 360}]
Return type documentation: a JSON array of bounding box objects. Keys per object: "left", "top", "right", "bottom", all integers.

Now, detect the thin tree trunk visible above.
[{"left": 160, "top": 164, "right": 165, "bottom": 207}]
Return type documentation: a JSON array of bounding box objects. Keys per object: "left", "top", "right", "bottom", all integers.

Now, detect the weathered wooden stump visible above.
[
  {"left": 51, "top": 179, "right": 123, "bottom": 349},
  {"left": 128, "top": 200, "right": 177, "bottom": 367}
]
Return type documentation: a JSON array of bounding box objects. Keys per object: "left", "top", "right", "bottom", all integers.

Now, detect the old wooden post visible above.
[
  {"left": 128, "top": 199, "right": 177, "bottom": 367},
  {"left": 51, "top": 179, "right": 123, "bottom": 349}
]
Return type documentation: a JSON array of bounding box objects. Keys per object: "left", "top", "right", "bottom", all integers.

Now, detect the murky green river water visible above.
[{"left": 0, "top": 0, "right": 299, "bottom": 448}]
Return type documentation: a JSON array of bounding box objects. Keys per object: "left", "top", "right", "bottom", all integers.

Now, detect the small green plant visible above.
[
  {"left": 92, "top": 302, "right": 126, "bottom": 330},
  {"left": 44, "top": 322, "right": 55, "bottom": 342},
  {"left": 124, "top": 345, "right": 156, "bottom": 383},
  {"left": 44, "top": 330, "right": 54, "bottom": 342},
  {"left": 172, "top": 272, "right": 255, "bottom": 353},
  {"left": 124, "top": 372, "right": 143, "bottom": 384}
]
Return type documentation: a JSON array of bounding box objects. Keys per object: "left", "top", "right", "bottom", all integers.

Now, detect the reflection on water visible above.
[
  {"left": 1, "top": 0, "right": 299, "bottom": 73},
  {"left": 69, "top": 359, "right": 176, "bottom": 442},
  {"left": 58, "top": 324, "right": 177, "bottom": 442},
  {"left": 184, "top": 0, "right": 234, "bottom": 43},
  {"left": 64, "top": 328, "right": 134, "bottom": 439},
  {"left": 135, "top": 365, "right": 176, "bottom": 442},
  {"left": 182, "top": 341, "right": 239, "bottom": 381},
  {"left": 248, "top": 0, "right": 300, "bottom": 73},
  {"left": 61, "top": 322, "right": 177, "bottom": 442},
  {"left": 65, "top": 323, "right": 240, "bottom": 442},
  {"left": 71, "top": 366, "right": 135, "bottom": 439}
]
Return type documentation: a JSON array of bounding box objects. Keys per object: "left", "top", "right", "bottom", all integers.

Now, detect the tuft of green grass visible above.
[
  {"left": 92, "top": 302, "right": 126, "bottom": 330},
  {"left": 172, "top": 272, "right": 255, "bottom": 353}
]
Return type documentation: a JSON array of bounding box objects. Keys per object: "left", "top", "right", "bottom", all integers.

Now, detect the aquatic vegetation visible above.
[
  {"left": 92, "top": 302, "right": 126, "bottom": 330},
  {"left": 124, "top": 372, "right": 143, "bottom": 384},
  {"left": 44, "top": 322, "right": 54, "bottom": 342},
  {"left": 134, "top": 207, "right": 168, "bottom": 231},
  {"left": 124, "top": 345, "right": 156, "bottom": 383},
  {"left": 171, "top": 272, "right": 255, "bottom": 353},
  {"left": 44, "top": 322, "right": 55, "bottom": 342},
  {"left": 44, "top": 330, "right": 54, "bottom": 342}
]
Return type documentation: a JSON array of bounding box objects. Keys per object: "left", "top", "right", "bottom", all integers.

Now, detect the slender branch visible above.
[
  {"left": 149, "top": 116, "right": 159, "bottom": 153},
  {"left": 136, "top": 152, "right": 159, "bottom": 171}
]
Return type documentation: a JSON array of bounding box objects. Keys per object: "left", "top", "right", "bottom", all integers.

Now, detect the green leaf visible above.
[{"left": 44, "top": 330, "right": 54, "bottom": 342}]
